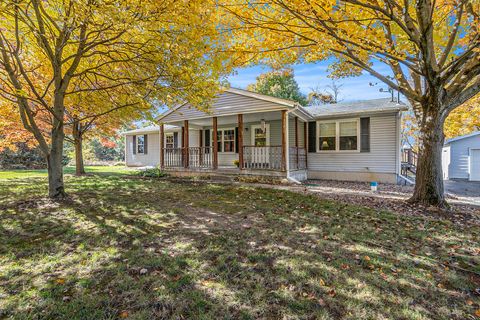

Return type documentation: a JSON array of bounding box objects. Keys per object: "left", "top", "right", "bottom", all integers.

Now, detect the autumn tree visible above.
[
  {"left": 444, "top": 93, "right": 480, "bottom": 139},
  {"left": 307, "top": 88, "right": 335, "bottom": 105},
  {"left": 247, "top": 69, "right": 308, "bottom": 105},
  {"left": 64, "top": 85, "right": 153, "bottom": 175},
  {"left": 0, "top": 0, "right": 228, "bottom": 198},
  {"left": 221, "top": 0, "right": 480, "bottom": 206}
]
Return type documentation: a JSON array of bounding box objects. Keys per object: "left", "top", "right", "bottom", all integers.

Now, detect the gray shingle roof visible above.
[
  {"left": 305, "top": 98, "right": 408, "bottom": 118},
  {"left": 122, "top": 124, "right": 178, "bottom": 135}
]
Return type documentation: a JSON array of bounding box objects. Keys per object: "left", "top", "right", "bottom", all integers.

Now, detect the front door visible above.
[{"left": 251, "top": 124, "right": 270, "bottom": 167}]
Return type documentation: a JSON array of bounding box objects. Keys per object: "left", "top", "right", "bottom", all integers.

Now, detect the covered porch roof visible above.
[{"left": 158, "top": 87, "right": 312, "bottom": 125}]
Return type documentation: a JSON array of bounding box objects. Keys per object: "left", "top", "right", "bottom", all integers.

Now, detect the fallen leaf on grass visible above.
[
  {"left": 55, "top": 278, "right": 65, "bottom": 285},
  {"left": 475, "top": 309, "right": 480, "bottom": 317},
  {"left": 119, "top": 310, "right": 129, "bottom": 318}
]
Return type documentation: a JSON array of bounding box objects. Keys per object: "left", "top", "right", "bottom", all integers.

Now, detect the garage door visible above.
[{"left": 471, "top": 149, "right": 480, "bottom": 181}]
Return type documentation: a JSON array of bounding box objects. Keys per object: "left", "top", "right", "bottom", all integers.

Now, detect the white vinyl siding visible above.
[
  {"left": 125, "top": 133, "right": 160, "bottom": 167},
  {"left": 162, "top": 92, "right": 290, "bottom": 123},
  {"left": 446, "top": 135, "right": 480, "bottom": 179},
  {"left": 288, "top": 117, "right": 305, "bottom": 147},
  {"left": 307, "top": 114, "right": 398, "bottom": 174}
]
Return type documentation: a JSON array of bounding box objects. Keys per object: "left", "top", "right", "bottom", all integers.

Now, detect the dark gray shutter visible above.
[
  {"left": 132, "top": 135, "right": 136, "bottom": 154},
  {"left": 205, "top": 130, "right": 210, "bottom": 149},
  {"left": 144, "top": 134, "right": 148, "bottom": 154},
  {"left": 308, "top": 122, "right": 316, "bottom": 153},
  {"left": 173, "top": 132, "right": 178, "bottom": 148},
  {"left": 235, "top": 127, "right": 239, "bottom": 153},
  {"left": 360, "top": 117, "right": 370, "bottom": 152}
]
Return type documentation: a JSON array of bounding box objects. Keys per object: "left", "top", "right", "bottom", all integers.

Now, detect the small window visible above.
[
  {"left": 165, "top": 133, "right": 174, "bottom": 149},
  {"left": 223, "top": 129, "right": 235, "bottom": 152},
  {"left": 339, "top": 121, "right": 358, "bottom": 150},
  {"left": 319, "top": 122, "right": 336, "bottom": 151},
  {"left": 214, "top": 129, "right": 235, "bottom": 152},
  {"left": 137, "top": 136, "right": 145, "bottom": 154}
]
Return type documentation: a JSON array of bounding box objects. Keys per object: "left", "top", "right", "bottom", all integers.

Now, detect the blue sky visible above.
[{"left": 227, "top": 61, "right": 395, "bottom": 102}]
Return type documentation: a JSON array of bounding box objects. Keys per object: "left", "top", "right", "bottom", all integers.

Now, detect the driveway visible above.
[{"left": 444, "top": 180, "right": 480, "bottom": 206}]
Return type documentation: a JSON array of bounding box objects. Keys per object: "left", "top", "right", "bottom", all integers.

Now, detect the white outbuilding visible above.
[{"left": 442, "top": 132, "right": 480, "bottom": 181}]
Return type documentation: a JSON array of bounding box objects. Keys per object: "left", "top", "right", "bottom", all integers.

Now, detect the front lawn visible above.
[
  {"left": 0, "top": 165, "right": 133, "bottom": 179},
  {"left": 0, "top": 169, "right": 479, "bottom": 319}
]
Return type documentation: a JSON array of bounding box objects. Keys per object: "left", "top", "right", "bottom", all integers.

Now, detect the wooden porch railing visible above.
[
  {"left": 163, "top": 147, "right": 214, "bottom": 168},
  {"left": 401, "top": 148, "right": 418, "bottom": 176},
  {"left": 188, "top": 147, "right": 213, "bottom": 168},
  {"left": 289, "top": 147, "right": 307, "bottom": 170},
  {"left": 402, "top": 148, "right": 418, "bottom": 167},
  {"left": 163, "top": 148, "right": 183, "bottom": 167},
  {"left": 243, "top": 145, "right": 283, "bottom": 170}
]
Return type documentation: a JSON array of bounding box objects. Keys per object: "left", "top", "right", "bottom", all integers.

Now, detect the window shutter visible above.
[
  {"left": 360, "top": 117, "right": 370, "bottom": 152},
  {"left": 308, "top": 122, "right": 316, "bottom": 153},
  {"left": 205, "top": 130, "right": 210, "bottom": 147},
  {"left": 235, "top": 127, "right": 239, "bottom": 153},
  {"left": 144, "top": 134, "right": 148, "bottom": 154},
  {"left": 173, "top": 132, "right": 178, "bottom": 148},
  {"left": 132, "top": 135, "right": 136, "bottom": 154}
]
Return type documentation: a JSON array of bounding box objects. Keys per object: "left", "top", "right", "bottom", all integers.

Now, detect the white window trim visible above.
[
  {"left": 250, "top": 123, "right": 271, "bottom": 146},
  {"left": 137, "top": 135, "right": 145, "bottom": 154},
  {"left": 316, "top": 118, "right": 360, "bottom": 153},
  {"left": 210, "top": 128, "right": 236, "bottom": 153}
]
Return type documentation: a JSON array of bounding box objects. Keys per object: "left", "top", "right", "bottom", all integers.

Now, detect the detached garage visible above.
[{"left": 442, "top": 132, "right": 480, "bottom": 181}]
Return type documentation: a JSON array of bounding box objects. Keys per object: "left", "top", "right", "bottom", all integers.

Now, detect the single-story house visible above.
[
  {"left": 442, "top": 131, "right": 480, "bottom": 181},
  {"left": 124, "top": 88, "right": 408, "bottom": 183}
]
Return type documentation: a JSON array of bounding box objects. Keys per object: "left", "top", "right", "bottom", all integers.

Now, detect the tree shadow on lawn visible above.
[{"left": 1, "top": 176, "right": 479, "bottom": 319}]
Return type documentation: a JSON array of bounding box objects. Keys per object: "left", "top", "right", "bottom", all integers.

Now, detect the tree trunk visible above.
[
  {"left": 72, "top": 119, "right": 86, "bottom": 175},
  {"left": 47, "top": 123, "right": 67, "bottom": 199},
  {"left": 409, "top": 103, "right": 446, "bottom": 207},
  {"left": 74, "top": 136, "right": 85, "bottom": 176}
]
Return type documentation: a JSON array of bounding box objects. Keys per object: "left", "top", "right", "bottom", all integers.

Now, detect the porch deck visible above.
[{"left": 162, "top": 146, "right": 306, "bottom": 174}]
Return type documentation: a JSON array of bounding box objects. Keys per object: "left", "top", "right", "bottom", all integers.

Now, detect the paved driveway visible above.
[{"left": 444, "top": 180, "right": 480, "bottom": 206}]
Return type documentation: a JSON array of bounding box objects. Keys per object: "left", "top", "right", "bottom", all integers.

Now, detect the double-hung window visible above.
[
  {"left": 214, "top": 129, "right": 235, "bottom": 153},
  {"left": 339, "top": 121, "right": 358, "bottom": 151},
  {"left": 317, "top": 119, "right": 359, "bottom": 152},
  {"left": 318, "top": 122, "right": 336, "bottom": 151},
  {"left": 137, "top": 135, "right": 145, "bottom": 154},
  {"left": 165, "top": 133, "right": 174, "bottom": 149}
]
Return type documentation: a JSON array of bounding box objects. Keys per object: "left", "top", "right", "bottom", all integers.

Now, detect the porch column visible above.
[
  {"left": 199, "top": 129, "right": 203, "bottom": 166},
  {"left": 281, "top": 110, "right": 287, "bottom": 172},
  {"left": 184, "top": 120, "right": 189, "bottom": 168},
  {"left": 181, "top": 127, "right": 185, "bottom": 166},
  {"left": 238, "top": 114, "right": 244, "bottom": 169},
  {"left": 160, "top": 124, "right": 165, "bottom": 169},
  {"left": 213, "top": 117, "right": 218, "bottom": 169},
  {"left": 295, "top": 116, "right": 299, "bottom": 170},
  {"left": 304, "top": 120, "right": 308, "bottom": 167}
]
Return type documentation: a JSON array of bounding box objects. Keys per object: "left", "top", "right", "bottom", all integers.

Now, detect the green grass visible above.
[
  {"left": 0, "top": 165, "right": 134, "bottom": 179},
  {"left": 0, "top": 168, "right": 479, "bottom": 319}
]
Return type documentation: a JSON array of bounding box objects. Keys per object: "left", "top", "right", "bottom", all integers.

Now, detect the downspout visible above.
[{"left": 286, "top": 107, "right": 301, "bottom": 184}]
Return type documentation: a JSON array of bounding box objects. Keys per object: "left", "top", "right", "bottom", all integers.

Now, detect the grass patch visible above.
[
  {"left": 0, "top": 166, "right": 134, "bottom": 179},
  {"left": 0, "top": 169, "right": 479, "bottom": 319}
]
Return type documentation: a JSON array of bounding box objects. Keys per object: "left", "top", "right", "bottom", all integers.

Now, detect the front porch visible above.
[{"left": 159, "top": 110, "right": 308, "bottom": 177}]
